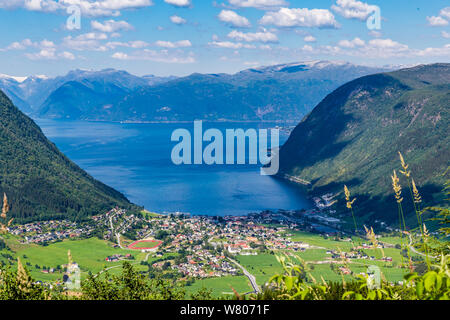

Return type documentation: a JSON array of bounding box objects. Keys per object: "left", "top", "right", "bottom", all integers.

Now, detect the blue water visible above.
[{"left": 36, "top": 119, "right": 311, "bottom": 216}]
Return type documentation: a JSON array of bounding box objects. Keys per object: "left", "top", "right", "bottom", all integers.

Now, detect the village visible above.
[
  {"left": 6, "top": 201, "right": 397, "bottom": 281},
  {"left": 9, "top": 220, "right": 95, "bottom": 244}
]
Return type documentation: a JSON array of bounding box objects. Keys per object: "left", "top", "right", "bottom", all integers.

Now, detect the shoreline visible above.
[{"left": 33, "top": 117, "right": 300, "bottom": 125}]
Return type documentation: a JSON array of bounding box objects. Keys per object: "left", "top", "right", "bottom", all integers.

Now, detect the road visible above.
[
  {"left": 108, "top": 215, "right": 126, "bottom": 249},
  {"left": 228, "top": 258, "right": 261, "bottom": 294},
  {"left": 116, "top": 233, "right": 126, "bottom": 249},
  {"left": 407, "top": 233, "right": 437, "bottom": 259}
]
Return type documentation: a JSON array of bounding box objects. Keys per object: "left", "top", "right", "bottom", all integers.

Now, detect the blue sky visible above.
[{"left": 0, "top": 0, "right": 449, "bottom": 77}]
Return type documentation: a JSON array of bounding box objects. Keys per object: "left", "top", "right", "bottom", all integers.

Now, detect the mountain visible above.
[
  {"left": 36, "top": 61, "right": 390, "bottom": 122},
  {"left": 278, "top": 63, "right": 450, "bottom": 224},
  {"left": 0, "top": 69, "right": 175, "bottom": 116},
  {"left": 0, "top": 89, "right": 138, "bottom": 222},
  {"left": 0, "top": 74, "right": 33, "bottom": 113}
]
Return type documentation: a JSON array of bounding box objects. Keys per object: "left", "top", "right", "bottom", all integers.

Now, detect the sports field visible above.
[{"left": 127, "top": 239, "right": 162, "bottom": 250}]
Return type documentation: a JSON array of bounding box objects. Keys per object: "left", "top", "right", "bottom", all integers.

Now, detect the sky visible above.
[{"left": 0, "top": 0, "right": 449, "bottom": 77}]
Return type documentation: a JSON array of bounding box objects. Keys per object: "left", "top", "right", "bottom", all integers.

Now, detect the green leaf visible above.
[
  {"left": 285, "top": 276, "right": 294, "bottom": 291},
  {"left": 367, "top": 291, "right": 376, "bottom": 300},
  {"left": 342, "top": 291, "right": 354, "bottom": 299},
  {"left": 424, "top": 272, "right": 437, "bottom": 291},
  {"left": 416, "top": 281, "right": 424, "bottom": 297}
]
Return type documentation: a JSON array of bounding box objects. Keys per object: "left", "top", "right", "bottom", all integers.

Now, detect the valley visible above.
[{"left": 0, "top": 206, "right": 427, "bottom": 297}]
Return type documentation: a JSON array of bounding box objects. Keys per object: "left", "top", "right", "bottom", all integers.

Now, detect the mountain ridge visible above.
[
  {"left": 0, "top": 89, "right": 139, "bottom": 222},
  {"left": 0, "top": 61, "right": 393, "bottom": 122},
  {"left": 277, "top": 63, "right": 450, "bottom": 224},
  {"left": 58, "top": 61, "right": 390, "bottom": 122}
]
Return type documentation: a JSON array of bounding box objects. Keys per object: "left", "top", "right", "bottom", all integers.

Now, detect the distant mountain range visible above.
[
  {"left": 0, "top": 89, "right": 139, "bottom": 222},
  {"left": 0, "top": 61, "right": 391, "bottom": 122},
  {"left": 278, "top": 63, "right": 450, "bottom": 225},
  {"left": 0, "top": 69, "right": 174, "bottom": 115}
]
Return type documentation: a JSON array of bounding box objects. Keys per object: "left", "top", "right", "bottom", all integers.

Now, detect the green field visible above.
[
  {"left": 186, "top": 276, "right": 253, "bottom": 298},
  {"left": 236, "top": 254, "right": 282, "bottom": 286},
  {"left": 284, "top": 230, "right": 358, "bottom": 251},
  {"left": 0, "top": 229, "right": 420, "bottom": 293},
  {"left": 1, "top": 236, "right": 140, "bottom": 281},
  {"left": 233, "top": 232, "right": 418, "bottom": 287},
  {"left": 140, "top": 210, "right": 163, "bottom": 219}
]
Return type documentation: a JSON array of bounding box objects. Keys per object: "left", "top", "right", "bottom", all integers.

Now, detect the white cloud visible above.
[
  {"left": 412, "top": 44, "right": 450, "bottom": 57},
  {"left": 260, "top": 8, "right": 340, "bottom": 28},
  {"left": 427, "top": 16, "right": 448, "bottom": 27},
  {"left": 164, "top": 0, "right": 190, "bottom": 7},
  {"left": 337, "top": 37, "right": 365, "bottom": 48},
  {"left": 75, "top": 32, "right": 108, "bottom": 41},
  {"left": 91, "top": 20, "right": 134, "bottom": 32},
  {"left": 5, "top": 39, "right": 34, "bottom": 50},
  {"left": 0, "top": 0, "right": 25, "bottom": 9},
  {"left": 218, "top": 10, "right": 251, "bottom": 28},
  {"left": 209, "top": 41, "right": 255, "bottom": 49},
  {"left": 59, "top": 51, "right": 76, "bottom": 60},
  {"left": 0, "top": 0, "right": 154, "bottom": 17},
  {"left": 312, "top": 37, "right": 450, "bottom": 59},
  {"left": 111, "top": 52, "right": 128, "bottom": 60},
  {"left": 62, "top": 33, "right": 108, "bottom": 51},
  {"left": 303, "top": 35, "right": 316, "bottom": 42},
  {"left": 427, "top": 7, "right": 450, "bottom": 26},
  {"left": 170, "top": 15, "right": 187, "bottom": 25},
  {"left": 368, "top": 30, "right": 382, "bottom": 38},
  {"left": 302, "top": 44, "right": 314, "bottom": 52},
  {"left": 367, "top": 38, "right": 408, "bottom": 50},
  {"left": 227, "top": 0, "right": 287, "bottom": 9},
  {"left": 3, "top": 38, "right": 55, "bottom": 51},
  {"left": 25, "top": 48, "right": 75, "bottom": 60},
  {"left": 227, "top": 30, "right": 278, "bottom": 43},
  {"left": 40, "top": 39, "right": 55, "bottom": 47},
  {"left": 292, "top": 37, "right": 422, "bottom": 59},
  {"left": 112, "top": 49, "right": 195, "bottom": 63},
  {"left": 25, "top": 48, "right": 57, "bottom": 60},
  {"left": 106, "top": 40, "right": 149, "bottom": 49},
  {"left": 442, "top": 31, "right": 450, "bottom": 39},
  {"left": 331, "top": 0, "right": 378, "bottom": 21},
  {"left": 155, "top": 40, "right": 192, "bottom": 48},
  {"left": 440, "top": 7, "right": 450, "bottom": 19}
]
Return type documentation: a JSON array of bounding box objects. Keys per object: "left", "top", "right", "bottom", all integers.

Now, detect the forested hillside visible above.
[
  {"left": 0, "top": 90, "right": 138, "bottom": 222},
  {"left": 278, "top": 63, "right": 450, "bottom": 224}
]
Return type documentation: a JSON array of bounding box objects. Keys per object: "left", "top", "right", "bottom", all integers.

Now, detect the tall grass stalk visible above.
[
  {"left": 399, "top": 152, "right": 424, "bottom": 235},
  {"left": 392, "top": 170, "right": 412, "bottom": 270},
  {"left": 344, "top": 185, "right": 358, "bottom": 233},
  {"left": 398, "top": 152, "right": 432, "bottom": 270}
]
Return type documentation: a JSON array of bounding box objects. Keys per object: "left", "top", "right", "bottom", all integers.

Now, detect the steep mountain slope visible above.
[
  {"left": 37, "top": 61, "right": 389, "bottom": 121},
  {"left": 38, "top": 79, "right": 128, "bottom": 119},
  {"left": 0, "top": 90, "right": 138, "bottom": 222},
  {"left": 0, "top": 74, "right": 32, "bottom": 113},
  {"left": 278, "top": 63, "right": 450, "bottom": 223}
]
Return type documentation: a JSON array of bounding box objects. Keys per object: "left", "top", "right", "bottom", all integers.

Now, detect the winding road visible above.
[
  {"left": 228, "top": 258, "right": 261, "bottom": 294},
  {"left": 407, "top": 233, "right": 437, "bottom": 259}
]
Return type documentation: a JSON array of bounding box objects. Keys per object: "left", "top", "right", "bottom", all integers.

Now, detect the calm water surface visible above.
[{"left": 36, "top": 119, "right": 312, "bottom": 216}]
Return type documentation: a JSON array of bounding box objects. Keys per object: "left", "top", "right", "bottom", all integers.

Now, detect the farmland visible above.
[{"left": 0, "top": 208, "right": 428, "bottom": 297}]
